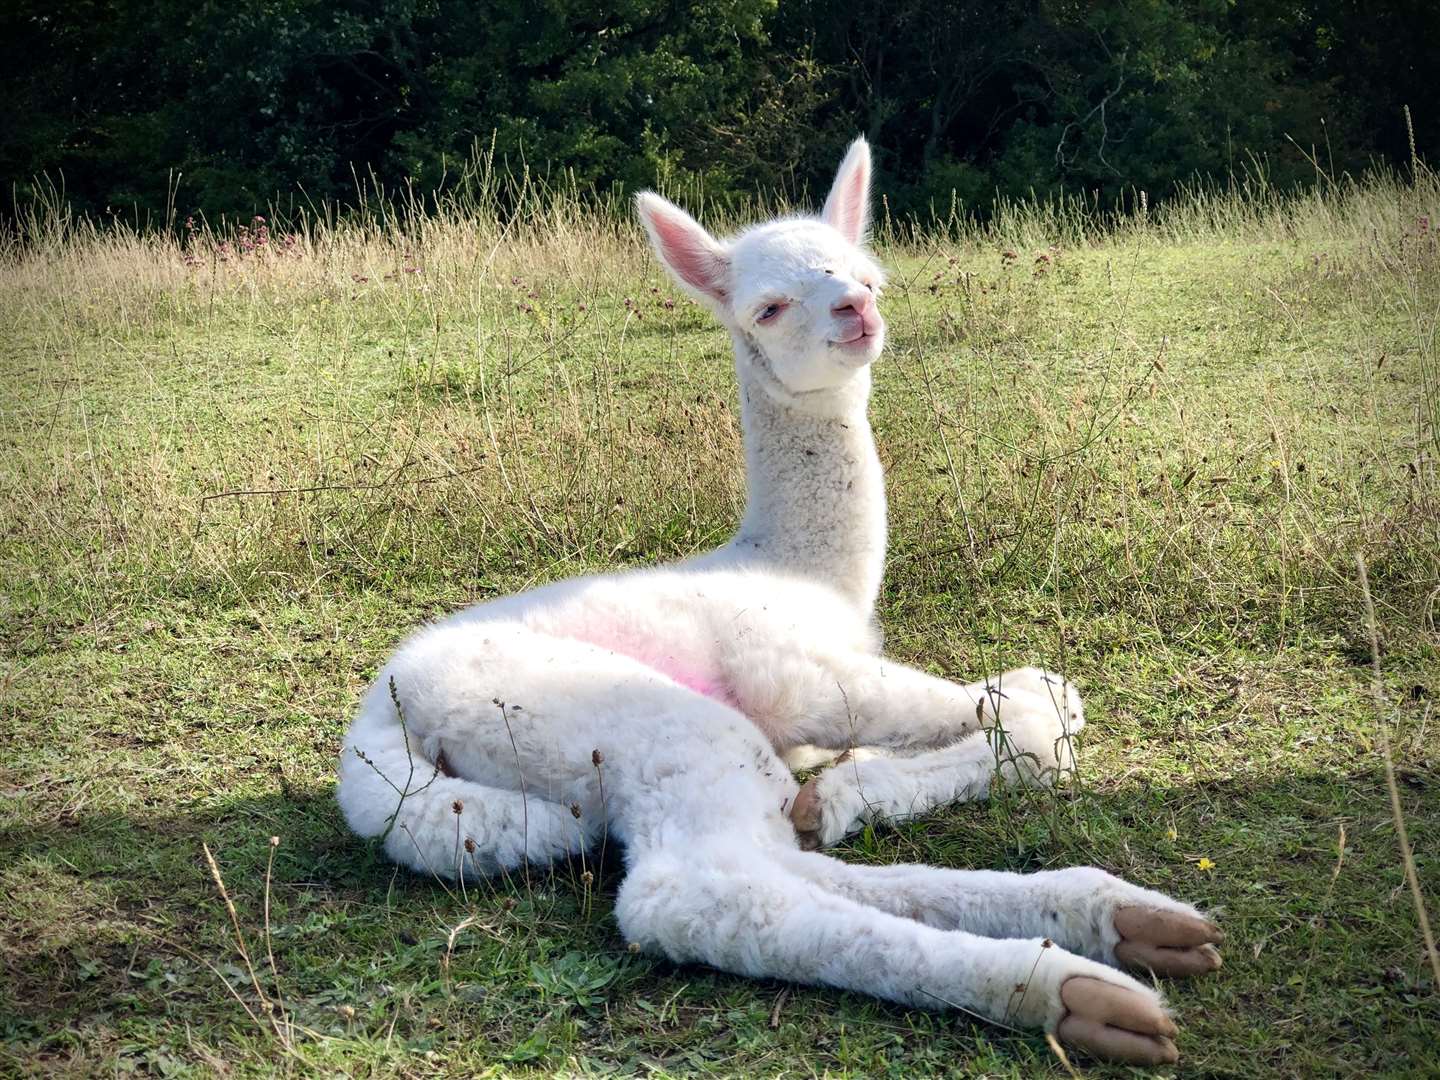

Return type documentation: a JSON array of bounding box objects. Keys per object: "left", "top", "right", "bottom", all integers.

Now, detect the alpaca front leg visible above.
[
  {"left": 770, "top": 651, "right": 1083, "bottom": 754},
  {"left": 790, "top": 692, "right": 1079, "bottom": 849},
  {"left": 617, "top": 841, "right": 1185, "bottom": 1065}
]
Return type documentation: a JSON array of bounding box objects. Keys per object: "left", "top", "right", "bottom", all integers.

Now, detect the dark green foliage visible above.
[{"left": 2, "top": 1, "right": 1435, "bottom": 221}]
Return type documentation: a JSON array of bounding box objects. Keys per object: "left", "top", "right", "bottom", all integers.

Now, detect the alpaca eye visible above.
[
  {"left": 757, "top": 303, "right": 782, "bottom": 323},
  {"left": 864, "top": 282, "right": 875, "bottom": 293}
]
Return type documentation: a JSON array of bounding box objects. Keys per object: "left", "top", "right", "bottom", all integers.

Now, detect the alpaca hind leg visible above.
[
  {"left": 339, "top": 706, "right": 596, "bottom": 880},
  {"left": 385, "top": 779, "right": 593, "bottom": 881},
  {"left": 339, "top": 620, "right": 797, "bottom": 877},
  {"left": 616, "top": 839, "right": 1182, "bottom": 1065},
  {"left": 790, "top": 688, "right": 1079, "bottom": 849},
  {"left": 772, "top": 849, "right": 1222, "bottom": 978}
]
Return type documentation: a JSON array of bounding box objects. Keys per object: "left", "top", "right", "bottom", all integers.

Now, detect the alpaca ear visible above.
[
  {"left": 635, "top": 192, "right": 730, "bottom": 305},
  {"left": 821, "top": 137, "right": 872, "bottom": 245}
]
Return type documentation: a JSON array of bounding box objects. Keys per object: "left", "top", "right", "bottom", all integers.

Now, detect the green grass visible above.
[{"left": 2, "top": 171, "right": 1438, "bottom": 1077}]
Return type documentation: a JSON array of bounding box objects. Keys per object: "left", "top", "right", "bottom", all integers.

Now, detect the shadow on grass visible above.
[{"left": 4, "top": 765, "right": 1436, "bottom": 1074}]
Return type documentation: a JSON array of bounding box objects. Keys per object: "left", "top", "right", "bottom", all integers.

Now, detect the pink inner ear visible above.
[
  {"left": 832, "top": 171, "right": 865, "bottom": 240},
  {"left": 824, "top": 147, "right": 871, "bottom": 245},
  {"left": 649, "top": 206, "right": 726, "bottom": 298}
]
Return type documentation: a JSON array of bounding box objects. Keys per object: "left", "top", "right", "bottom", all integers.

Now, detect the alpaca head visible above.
[{"left": 636, "top": 138, "right": 885, "bottom": 395}]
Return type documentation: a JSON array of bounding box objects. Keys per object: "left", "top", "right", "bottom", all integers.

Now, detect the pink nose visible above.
[
  {"left": 831, "top": 290, "right": 881, "bottom": 336},
  {"left": 831, "top": 290, "right": 873, "bottom": 319}
]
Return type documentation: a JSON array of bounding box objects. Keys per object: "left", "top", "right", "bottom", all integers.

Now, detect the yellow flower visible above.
[
  {"left": 1197, "top": 857, "right": 1216, "bottom": 872},
  {"left": 1165, "top": 826, "right": 1178, "bottom": 841}
]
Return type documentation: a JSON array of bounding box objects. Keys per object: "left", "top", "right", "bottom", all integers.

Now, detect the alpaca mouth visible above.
[{"left": 830, "top": 329, "right": 881, "bottom": 349}]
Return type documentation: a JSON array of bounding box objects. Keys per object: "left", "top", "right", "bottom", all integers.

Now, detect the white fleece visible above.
[{"left": 336, "top": 139, "right": 1196, "bottom": 1038}]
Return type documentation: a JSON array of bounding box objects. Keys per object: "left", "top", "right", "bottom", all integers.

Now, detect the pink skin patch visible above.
[
  {"left": 658, "top": 666, "right": 735, "bottom": 706},
  {"left": 562, "top": 626, "right": 738, "bottom": 708}
]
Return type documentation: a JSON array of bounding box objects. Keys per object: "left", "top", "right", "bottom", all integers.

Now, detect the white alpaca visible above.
[{"left": 337, "top": 140, "right": 1222, "bottom": 1066}]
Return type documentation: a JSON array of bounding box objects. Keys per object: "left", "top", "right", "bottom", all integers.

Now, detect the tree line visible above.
[{"left": 2, "top": 0, "right": 1433, "bottom": 224}]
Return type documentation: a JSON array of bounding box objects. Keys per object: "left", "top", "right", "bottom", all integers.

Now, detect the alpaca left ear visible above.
[{"left": 821, "top": 137, "right": 872, "bottom": 246}]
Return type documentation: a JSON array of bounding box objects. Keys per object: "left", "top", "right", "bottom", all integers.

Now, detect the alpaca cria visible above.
[{"left": 337, "top": 139, "right": 1222, "bottom": 1066}]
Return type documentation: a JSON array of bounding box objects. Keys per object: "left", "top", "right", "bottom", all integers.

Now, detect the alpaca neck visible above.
[{"left": 721, "top": 335, "right": 887, "bottom": 613}]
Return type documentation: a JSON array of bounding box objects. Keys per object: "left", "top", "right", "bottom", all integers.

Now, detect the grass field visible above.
[{"left": 2, "top": 169, "right": 1438, "bottom": 1077}]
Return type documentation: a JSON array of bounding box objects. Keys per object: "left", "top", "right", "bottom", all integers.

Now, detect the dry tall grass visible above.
[
  {"left": 2, "top": 160, "right": 1436, "bottom": 641},
  {"left": 2, "top": 158, "right": 1438, "bottom": 1078}
]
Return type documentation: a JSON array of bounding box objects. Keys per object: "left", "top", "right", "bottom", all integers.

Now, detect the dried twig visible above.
[
  {"left": 201, "top": 842, "right": 293, "bottom": 1051},
  {"left": 197, "top": 461, "right": 490, "bottom": 507},
  {"left": 1044, "top": 1031, "right": 1084, "bottom": 1078},
  {"left": 262, "top": 835, "right": 290, "bottom": 1042},
  {"left": 914, "top": 985, "right": 1025, "bottom": 1034},
  {"left": 1357, "top": 553, "right": 1440, "bottom": 989},
  {"left": 592, "top": 748, "right": 610, "bottom": 882},
  {"left": 769, "top": 986, "right": 791, "bottom": 1029},
  {"left": 352, "top": 677, "right": 442, "bottom": 846},
  {"left": 442, "top": 914, "right": 482, "bottom": 993},
  {"left": 496, "top": 698, "right": 532, "bottom": 894}
]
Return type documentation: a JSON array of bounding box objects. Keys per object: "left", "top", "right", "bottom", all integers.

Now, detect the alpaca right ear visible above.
[
  {"left": 821, "top": 137, "right": 872, "bottom": 246},
  {"left": 635, "top": 192, "right": 730, "bottom": 306}
]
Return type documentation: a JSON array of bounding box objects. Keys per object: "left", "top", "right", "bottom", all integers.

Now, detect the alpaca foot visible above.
[
  {"left": 1005, "top": 943, "right": 1181, "bottom": 1066},
  {"left": 789, "top": 747, "right": 889, "bottom": 850},
  {"left": 1050, "top": 868, "right": 1224, "bottom": 976},
  {"left": 1056, "top": 976, "right": 1179, "bottom": 1065},
  {"left": 790, "top": 776, "right": 825, "bottom": 850},
  {"left": 1113, "top": 905, "right": 1223, "bottom": 977},
  {"left": 986, "top": 667, "right": 1086, "bottom": 734}
]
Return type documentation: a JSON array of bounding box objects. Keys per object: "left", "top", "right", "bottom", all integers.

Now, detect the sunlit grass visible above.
[{"left": 1, "top": 166, "right": 1437, "bottom": 1076}]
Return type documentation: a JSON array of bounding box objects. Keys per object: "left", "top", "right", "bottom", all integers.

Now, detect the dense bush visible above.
[{"left": 2, "top": 0, "right": 1434, "bottom": 223}]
